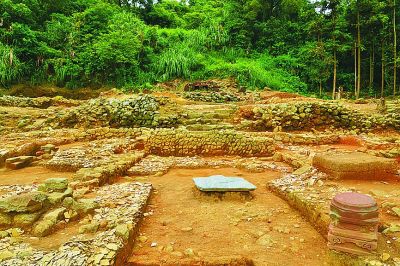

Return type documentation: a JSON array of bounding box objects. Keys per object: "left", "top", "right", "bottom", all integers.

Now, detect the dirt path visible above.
[{"left": 128, "top": 168, "right": 329, "bottom": 266}]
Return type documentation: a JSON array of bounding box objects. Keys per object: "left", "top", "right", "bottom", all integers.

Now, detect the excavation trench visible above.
[{"left": 127, "top": 167, "right": 329, "bottom": 266}]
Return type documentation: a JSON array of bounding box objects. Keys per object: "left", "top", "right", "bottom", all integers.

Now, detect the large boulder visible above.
[
  {"left": 0, "top": 192, "right": 48, "bottom": 213},
  {"left": 32, "top": 207, "right": 66, "bottom": 237},
  {"left": 13, "top": 212, "right": 42, "bottom": 227},
  {"left": 313, "top": 152, "right": 397, "bottom": 180},
  {"left": 38, "top": 178, "right": 69, "bottom": 193}
]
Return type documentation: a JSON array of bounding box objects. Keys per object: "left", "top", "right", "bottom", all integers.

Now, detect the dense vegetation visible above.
[{"left": 0, "top": 0, "right": 399, "bottom": 98}]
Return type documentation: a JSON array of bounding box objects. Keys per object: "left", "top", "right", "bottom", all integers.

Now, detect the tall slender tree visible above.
[{"left": 393, "top": 0, "right": 397, "bottom": 96}]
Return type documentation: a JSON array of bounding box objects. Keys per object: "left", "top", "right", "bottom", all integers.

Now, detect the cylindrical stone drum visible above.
[{"left": 328, "top": 192, "right": 379, "bottom": 255}]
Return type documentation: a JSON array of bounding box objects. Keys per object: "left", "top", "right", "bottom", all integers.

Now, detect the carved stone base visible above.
[{"left": 328, "top": 225, "right": 377, "bottom": 256}]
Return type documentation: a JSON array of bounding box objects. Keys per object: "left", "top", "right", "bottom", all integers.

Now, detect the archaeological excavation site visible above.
[{"left": 0, "top": 80, "right": 399, "bottom": 266}]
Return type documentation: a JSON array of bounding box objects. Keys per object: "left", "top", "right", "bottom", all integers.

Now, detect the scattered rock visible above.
[{"left": 256, "top": 234, "right": 274, "bottom": 247}]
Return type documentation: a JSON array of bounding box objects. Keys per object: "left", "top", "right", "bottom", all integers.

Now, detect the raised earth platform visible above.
[{"left": 312, "top": 152, "right": 397, "bottom": 180}]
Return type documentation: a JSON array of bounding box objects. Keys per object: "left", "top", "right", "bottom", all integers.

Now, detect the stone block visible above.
[
  {"left": 32, "top": 207, "right": 66, "bottom": 237},
  {"left": 78, "top": 222, "right": 99, "bottom": 234},
  {"left": 193, "top": 175, "right": 257, "bottom": 192},
  {"left": 0, "top": 150, "right": 9, "bottom": 168},
  {"left": 13, "top": 212, "right": 42, "bottom": 227},
  {"left": 0, "top": 192, "right": 48, "bottom": 213},
  {"left": 38, "top": 178, "right": 69, "bottom": 192},
  {"left": 313, "top": 152, "right": 397, "bottom": 180},
  {"left": 47, "top": 188, "right": 73, "bottom": 205},
  {"left": 5, "top": 156, "right": 34, "bottom": 170},
  {"left": 0, "top": 213, "right": 12, "bottom": 226},
  {"left": 41, "top": 144, "right": 58, "bottom": 154}
]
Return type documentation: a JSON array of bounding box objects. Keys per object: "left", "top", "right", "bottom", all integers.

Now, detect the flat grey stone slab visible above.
[{"left": 193, "top": 175, "right": 257, "bottom": 192}]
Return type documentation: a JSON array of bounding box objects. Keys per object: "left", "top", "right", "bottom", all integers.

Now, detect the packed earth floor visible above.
[{"left": 1, "top": 80, "right": 400, "bottom": 265}]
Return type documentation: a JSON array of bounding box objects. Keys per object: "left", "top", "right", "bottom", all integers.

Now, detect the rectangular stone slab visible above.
[
  {"left": 313, "top": 152, "right": 397, "bottom": 180},
  {"left": 193, "top": 175, "right": 257, "bottom": 192}
]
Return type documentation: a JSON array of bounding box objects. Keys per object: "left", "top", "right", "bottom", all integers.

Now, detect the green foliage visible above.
[
  {"left": 0, "top": 0, "right": 399, "bottom": 97},
  {"left": 198, "top": 53, "right": 307, "bottom": 92},
  {"left": 82, "top": 12, "right": 144, "bottom": 86},
  {"left": 0, "top": 44, "right": 23, "bottom": 87},
  {"left": 155, "top": 44, "right": 204, "bottom": 81}
]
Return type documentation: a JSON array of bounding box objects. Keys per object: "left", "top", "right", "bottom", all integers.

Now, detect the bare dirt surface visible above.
[
  {"left": 1, "top": 83, "right": 400, "bottom": 265},
  {"left": 22, "top": 221, "right": 83, "bottom": 251},
  {"left": 0, "top": 166, "right": 74, "bottom": 186},
  {"left": 128, "top": 167, "right": 329, "bottom": 266}
]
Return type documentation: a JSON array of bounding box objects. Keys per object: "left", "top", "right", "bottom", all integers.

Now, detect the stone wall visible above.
[
  {"left": 0, "top": 96, "right": 80, "bottom": 109},
  {"left": 54, "top": 95, "right": 179, "bottom": 129},
  {"left": 144, "top": 129, "right": 275, "bottom": 157},
  {"left": 241, "top": 102, "right": 400, "bottom": 132},
  {"left": 183, "top": 91, "right": 240, "bottom": 103},
  {"left": 72, "top": 152, "right": 145, "bottom": 186}
]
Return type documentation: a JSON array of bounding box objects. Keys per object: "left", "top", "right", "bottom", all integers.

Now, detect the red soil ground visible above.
[{"left": 128, "top": 167, "right": 329, "bottom": 266}]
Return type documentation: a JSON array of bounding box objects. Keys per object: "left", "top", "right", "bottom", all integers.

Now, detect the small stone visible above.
[
  {"left": 100, "top": 259, "right": 110, "bottom": 266},
  {"left": 184, "top": 248, "right": 195, "bottom": 257},
  {"left": 165, "top": 244, "right": 174, "bottom": 253},
  {"left": 0, "top": 251, "right": 15, "bottom": 261},
  {"left": 256, "top": 234, "right": 274, "bottom": 247},
  {"left": 138, "top": 235, "right": 148, "bottom": 243},
  {"left": 0, "top": 213, "right": 12, "bottom": 226},
  {"left": 8, "top": 228, "right": 23, "bottom": 237},
  {"left": 115, "top": 224, "right": 130, "bottom": 240},
  {"left": 381, "top": 253, "right": 391, "bottom": 261},
  {"left": 94, "top": 254, "right": 104, "bottom": 264},
  {"left": 292, "top": 165, "right": 312, "bottom": 176},
  {"left": 106, "top": 243, "right": 119, "bottom": 251},
  {"left": 392, "top": 207, "right": 400, "bottom": 217},
  {"left": 0, "top": 231, "right": 9, "bottom": 238},
  {"left": 151, "top": 242, "right": 157, "bottom": 247},
  {"left": 78, "top": 222, "right": 99, "bottom": 234},
  {"left": 171, "top": 251, "right": 183, "bottom": 257}
]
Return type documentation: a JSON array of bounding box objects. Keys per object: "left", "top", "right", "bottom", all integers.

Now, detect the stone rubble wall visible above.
[
  {"left": 53, "top": 95, "right": 179, "bottom": 129},
  {"left": 46, "top": 139, "right": 137, "bottom": 172},
  {"left": 0, "top": 182, "right": 152, "bottom": 266},
  {"left": 0, "top": 96, "right": 80, "bottom": 109},
  {"left": 127, "top": 155, "right": 290, "bottom": 176},
  {"left": 0, "top": 140, "right": 70, "bottom": 168},
  {"left": 72, "top": 152, "right": 145, "bottom": 187},
  {"left": 144, "top": 129, "right": 276, "bottom": 157},
  {"left": 242, "top": 102, "right": 400, "bottom": 132},
  {"left": 258, "top": 132, "right": 340, "bottom": 145},
  {"left": 183, "top": 91, "right": 241, "bottom": 103}
]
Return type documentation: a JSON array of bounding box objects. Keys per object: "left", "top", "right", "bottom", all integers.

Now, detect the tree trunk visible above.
[
  {"left": 319, "top": 80, "right": 322, "bottom": 97},
  {"left": 394, "top": 0, "right": 397, "bottom": 96},
  {"left": 382, "top": 41, "right": 385, "bottom": 98},
  {"left": 357, "top": 11, "right": 361, "bottom": 99},
  {"left": 354, "top": 42, "right": 357, "bottom": 97},
  {"left": 370, "top": 45, "right": 374, "bottom": 89},
  {"left": 332, "top": 49, "right": 337, "bottom": 99}
]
